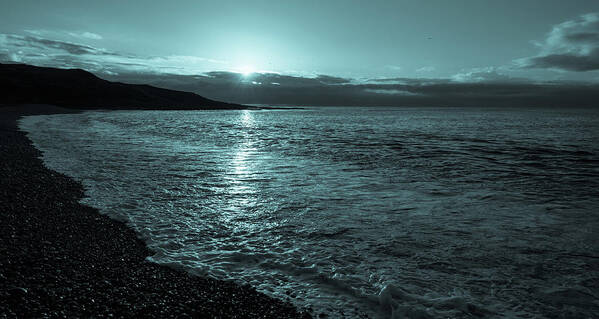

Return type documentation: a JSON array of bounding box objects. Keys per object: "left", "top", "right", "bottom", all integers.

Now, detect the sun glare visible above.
[{"left": 238, "top": 65, "right": 256, "bottom": 76}]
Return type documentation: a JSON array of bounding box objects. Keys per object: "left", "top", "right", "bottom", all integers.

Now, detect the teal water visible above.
[{"left": 21, "top": 107, "right": 599, "bottom": 318}]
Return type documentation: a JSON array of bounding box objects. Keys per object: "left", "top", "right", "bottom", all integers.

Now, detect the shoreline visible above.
[{"left": 0, "top": 104, "right": 311, "bottom": 318}]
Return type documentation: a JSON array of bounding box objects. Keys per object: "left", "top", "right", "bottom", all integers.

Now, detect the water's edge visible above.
[{"left": 15, "top": 112, "right": 315, "bottom": 318}]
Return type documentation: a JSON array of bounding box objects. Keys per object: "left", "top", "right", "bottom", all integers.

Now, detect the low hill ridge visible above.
[{"left": 0, "top": 63, "right": 246, "bottom": 109}]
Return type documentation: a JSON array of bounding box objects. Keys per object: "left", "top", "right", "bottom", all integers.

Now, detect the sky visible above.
[{"left": 2, "top": 0, "right": 599, "bottom": 106}]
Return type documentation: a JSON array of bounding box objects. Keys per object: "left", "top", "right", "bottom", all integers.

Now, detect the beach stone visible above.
[{"left": 8, "top": 287, "right": 28, "bottom": 296}]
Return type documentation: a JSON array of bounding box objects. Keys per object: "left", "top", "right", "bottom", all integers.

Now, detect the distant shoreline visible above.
[{"left": 0, "top": 104, "right": 310, "bottom": 318}]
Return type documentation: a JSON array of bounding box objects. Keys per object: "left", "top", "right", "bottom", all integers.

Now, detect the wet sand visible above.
[{"left": 0, "top": 104, "right": 311, "bottom": 318}]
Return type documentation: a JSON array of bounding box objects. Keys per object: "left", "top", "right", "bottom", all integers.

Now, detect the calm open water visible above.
[{"left": 21, "top": 107, "right": 599, "bottom": 318}]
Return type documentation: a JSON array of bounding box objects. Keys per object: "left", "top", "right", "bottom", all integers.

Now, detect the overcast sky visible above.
[{"left": 2, "top": 1, "right": 599, "bottom": 106}]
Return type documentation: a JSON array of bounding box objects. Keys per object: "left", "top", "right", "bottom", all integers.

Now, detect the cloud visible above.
[
  {"left": 68, "top": 31, "right": 103, "bottom": 40},
  {"left": 26, "top": 29, "right": 103, "bottom": 40},
  {"left": 523, "top": 49, "right": 599, "bottom": 71},
  {"left": 366, "top": 77, "right": 450, "bottom": 86},
  {"left": 196, "top": 72, "right": 352, "bottom": 88},
  {"left": 519, "top": 13, "right": 599, "bottom": 71},
  {"left": 2, "top": 34, "right": 108, "bottom": 55},
  {"left": 364, "top": 89, "right": 421, "bottom": 96},
  {"left": 416, "top": 66, "right": 435, "bottom": 73},
  {"left": 97, "top": 70, "right": 599, "bottom": 108},
  {"left": 452, "top": 67, "right": 527, "bottom": 83},
  {"left": 315, "top": 75, "right": 351, "bottom": 84},
  {"left": 0, "top": 33, "right": 226, "bottom": 75}
]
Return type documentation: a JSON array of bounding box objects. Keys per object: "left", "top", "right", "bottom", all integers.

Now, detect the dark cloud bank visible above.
[
  {"left": 521, "top": 13, "right": 599, "bottom": 72},
  {"left": 99, "top": 71, "right": 599, "bottom": 108}
]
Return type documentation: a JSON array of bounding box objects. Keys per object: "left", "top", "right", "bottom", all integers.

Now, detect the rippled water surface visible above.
[{"left": 21, "top": 107, "right": 599, "bottom": 318}]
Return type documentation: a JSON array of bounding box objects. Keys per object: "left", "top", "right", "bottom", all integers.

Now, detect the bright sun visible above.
[{"left": 238, "top": 65, "right": 256, "bottom": 76}]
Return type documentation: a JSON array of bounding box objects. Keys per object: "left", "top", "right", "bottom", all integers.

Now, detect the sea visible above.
[{"left": 20, "top": 106, "right": 599, "bottom": 318}]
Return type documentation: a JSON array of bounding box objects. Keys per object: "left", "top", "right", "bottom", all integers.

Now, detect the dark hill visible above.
[{"left": 0, "top": 63, "right": 246, "bottom": 109}]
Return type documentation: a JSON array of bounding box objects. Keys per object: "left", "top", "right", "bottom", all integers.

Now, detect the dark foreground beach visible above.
[{"left": 0, "top": 105, "right": 311, "bottom": 318}]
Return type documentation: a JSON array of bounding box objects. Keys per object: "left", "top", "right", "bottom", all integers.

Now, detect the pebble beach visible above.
[{"left": 0, "top": 104, "right": 311, "bottom": 318}]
